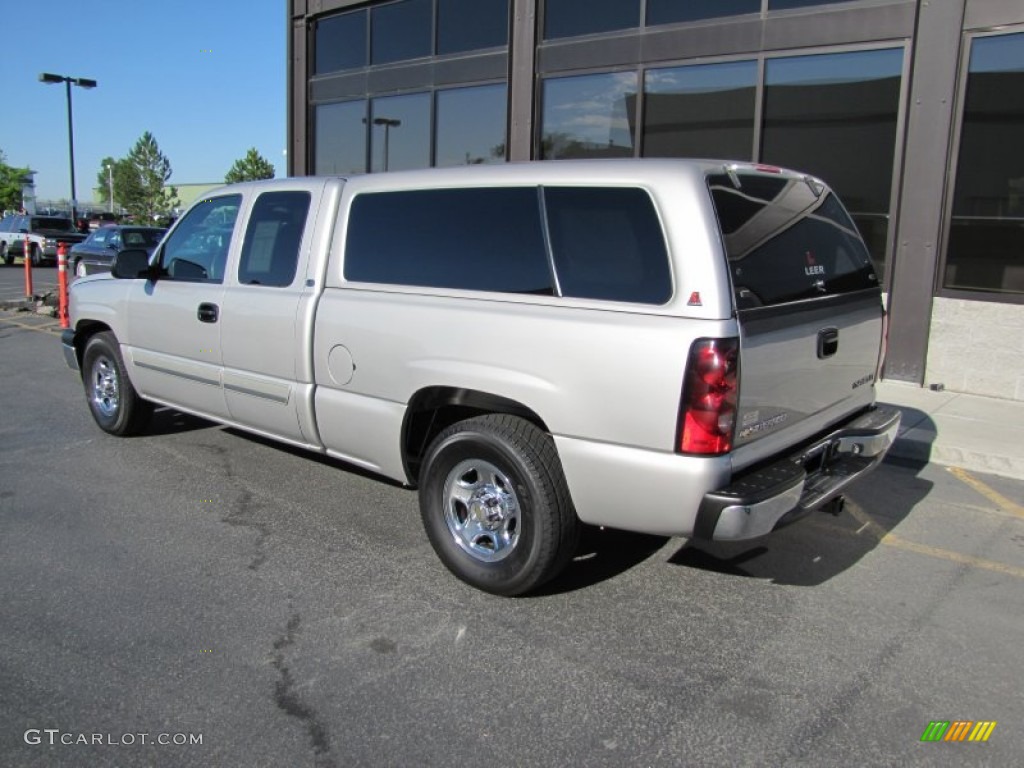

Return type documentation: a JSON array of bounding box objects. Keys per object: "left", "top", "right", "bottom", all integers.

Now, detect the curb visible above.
[
  {"left": 888, "top": 430, "right": 1024, "bottom": 481},
  {"left": 0, "top": 292, "right": 58, "bottom": 314}
]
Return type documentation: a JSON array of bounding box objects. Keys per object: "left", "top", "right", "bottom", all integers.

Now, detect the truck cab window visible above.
[
  {"left": 238, "top": 191, "right": 311, "bottom": 287},
  {"left": 159, "top": 195, "right": 241, "bottom": 282}
]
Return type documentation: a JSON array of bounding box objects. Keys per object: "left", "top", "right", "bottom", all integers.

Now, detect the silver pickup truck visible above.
[{"left": 62, "top": 159, "right": 900, "bottom": 595}]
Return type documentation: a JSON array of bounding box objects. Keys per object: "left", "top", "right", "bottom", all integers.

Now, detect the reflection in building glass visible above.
[
  {"left": 541, "top": 72, "right": 638, "bottom": 159},
  {"left": 647, "top": 0, "right": 760, "bottom": 26},
  {"left": 370, "top": 93, "right": 431, "bottom": 172},
  {"left": 314, "top": 11, "right": 367, "bottom": 74},
  {"left": 315, "top": 101, "right": 367, "bottom": 175},
  {"left": 371, "top": 0, "right": 432, "bottom": 65},
  {"left": 762, "top": 47, "right": 903, "bottom": 281},
  {"left": 435, "top": 84, "right": 508, "bottom": 167},
  {"left": 946, "top": 32, "right": 1024, "bottom": 295},
  {"left": 643, "top": 60, "right": 757, "bottom": 160},
  {"left": 544, "top": 0, "right": 640, "bottom": 40},
  {"left": 437, "top": 0, "right": 509, "bottom": 55}
]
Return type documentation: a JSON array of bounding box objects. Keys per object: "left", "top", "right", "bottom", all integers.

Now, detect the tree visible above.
[
  {"left": 0, "top": 149, "right": 31, "bottom": 212},
  {"left": 225, "top": 148, "right": 275, "bottom": 184},
  {"left": 117, "top": 132, "right": 180, "bottom": 221},
  {"left": 94, "top": 156, "right": 135, "bottom": 211}
]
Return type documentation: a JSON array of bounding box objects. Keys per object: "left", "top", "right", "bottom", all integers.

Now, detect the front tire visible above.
[
  {"left": 0, "top": 242, "right": 10, "bottom": 265},
  {"left": 29, "top": 244, "right": 42, "bottom": 267},
  {"left": 81, "top": 331, "right": 153, "bottom": 436},
  {"left": 419, "top": 414, "right": 580, "bottom": 596}
]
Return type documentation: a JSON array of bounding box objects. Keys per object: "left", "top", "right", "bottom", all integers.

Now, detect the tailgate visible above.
[{"left": 707, "top": 166, "right": 884, "bottom": 458}]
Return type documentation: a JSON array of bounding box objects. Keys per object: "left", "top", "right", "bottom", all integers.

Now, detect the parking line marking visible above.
[
  {"left": 845, "top": 500, "right": 1024, "bottom": 579},
  {"left": 947, "top": 466, "right": 1024, "bottom": 520},
  {"left": 0, "top": 316, "right": 61, "bottom": 335}
]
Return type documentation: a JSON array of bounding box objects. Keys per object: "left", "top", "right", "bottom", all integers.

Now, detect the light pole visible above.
[
  {"left": 105, "top": 163, "right": 114, "bottom": 213},
  {"left": 373, "top": 117, "right": 401, "bottom": 172},
  {"left": 39, "top": 72, "right": 97, "bottom": 224}
]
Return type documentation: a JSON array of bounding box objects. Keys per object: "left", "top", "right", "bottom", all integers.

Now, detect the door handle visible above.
[
  {"left": 817, "top": 327, "right": 839, "bottom": 359},
  {"left": 197, "top": 303, "right": 219, "bottom": 323}
]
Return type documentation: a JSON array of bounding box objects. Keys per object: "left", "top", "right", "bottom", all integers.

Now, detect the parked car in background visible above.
[
  {"left": 87, "top": 212, "right": 120, "bottom": 231},
  {"left": 0, "top": 214, "right": 87, "bottom": 266},
  {"left": 69, "top": 225, "right": 166, "bottom": 277}
]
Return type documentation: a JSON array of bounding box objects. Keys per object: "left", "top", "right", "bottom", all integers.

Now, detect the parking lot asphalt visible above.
[{"left": 2, "top": 293, "right": 1023, "bottom": 767}]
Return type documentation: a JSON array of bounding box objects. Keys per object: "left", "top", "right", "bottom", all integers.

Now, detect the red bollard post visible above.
[
  {"left": 57, "top": 241, "right": 70, "bottom": 329},
  {"left": 23, "top": 236, "right": 33, "bottom": 299}
]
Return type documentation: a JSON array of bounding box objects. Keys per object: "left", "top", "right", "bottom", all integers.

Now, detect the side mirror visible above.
[{"left": 111, "top": 249, "right": 154, "bottom": 280}]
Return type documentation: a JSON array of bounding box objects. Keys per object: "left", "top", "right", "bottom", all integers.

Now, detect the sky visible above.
[{"left": 1, "top": 0, "right": 286, "bottom": 203}]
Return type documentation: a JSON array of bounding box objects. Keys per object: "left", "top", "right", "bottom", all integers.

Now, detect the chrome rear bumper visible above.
[{"left": 695, "top": 406, "right": 901, "bottom": 541}]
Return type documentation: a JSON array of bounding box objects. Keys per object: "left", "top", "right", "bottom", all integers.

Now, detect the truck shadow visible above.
[
  {"left": 665, "top": 453, "right": 934, "bottom": 587},
  {"left": 146, "top": 407, "right": 219, "bottom": 436},
  {"left": 144, "top": 407, "right": 935, "bottom": 592},
  {"left": 533, "top": 527, "right": 671, "bottom": 596}
]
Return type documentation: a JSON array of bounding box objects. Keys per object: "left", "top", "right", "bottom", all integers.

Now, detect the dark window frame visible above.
[
  {"left": 370, "top": 0, "right": 435, "bottom": 66},
  {"left": 343, "top": 184, "right": 673, "bottom": 305},
  {"left": 937, "top": 26, "right": 1024, "bottom": 305},
  {"left": 435, "top": 0, "right": 511, "bottom": 57},
  {"left": 542, "top": 0, "right": 642, "bottom": 41},
  {"left": 343, "top": 186, "right": 554, "bottom": 295},
  {"left": 156, "top": 194, "right": 243, "bottom": 284},
  {"left": 536, "top": 41, "right": 908, "bottom": 290},
  {"left": 313, "top": 8, "right": 369, "bottom": 75},
  {"left": 237, "top": 191, "right": 312, "bottom": 288},
  {"left": 311, "top": 77, "right": 509, "bottom": 175}
]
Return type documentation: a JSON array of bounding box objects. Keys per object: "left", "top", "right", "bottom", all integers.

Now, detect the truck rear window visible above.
[{"left": 708, "top": 172, "right": 878, "bottom": 308}]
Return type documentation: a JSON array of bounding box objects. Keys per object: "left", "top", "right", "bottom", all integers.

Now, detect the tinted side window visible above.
[
  {"left": 238, "top": 191, "right": 311, "bottom": 287},
  {"left": 345, "top": 188, "right": 551, "bottom": 294},
  {"left": 159, "top": 195, "right": 242, "bottom": 282},
  {"left": 544, "top": 187, "right": 672, "bottom": 304},
  {"left": 708, "top": 174, "right": 877, "bottom": 308}
]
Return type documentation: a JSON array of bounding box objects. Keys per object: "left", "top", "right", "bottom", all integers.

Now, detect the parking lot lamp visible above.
[
  {"left": 39, "top": 73, "right": 98, "bottom": 223},
  {"left": 106, "top": 163, "right": 115, "bottom": 213}
]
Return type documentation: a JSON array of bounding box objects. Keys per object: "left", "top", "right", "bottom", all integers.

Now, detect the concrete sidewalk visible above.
[{"left": 877, "top": 380, "right": 1024, "bottom": 481}]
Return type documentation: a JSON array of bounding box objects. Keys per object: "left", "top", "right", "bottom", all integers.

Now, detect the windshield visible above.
[
  {"left": 31, "top": 217, "right": 76, "bottom": 232},
  {"left": 122, "top": 229, "right": 166, "bottom": 247}
]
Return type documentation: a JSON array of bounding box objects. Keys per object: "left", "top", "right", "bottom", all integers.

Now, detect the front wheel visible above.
[
  {"left": 81, "top": 331, "right": 153, "bottom": 436},
  {"left": 74, "top": 259, "right": 88, "bottom": 278},
  {"left": 0, "top": 242, "right": 10, "bottom": 265},
  {"left": 29, "top": 244, "right": 42, "bottom": 267},
  {"left": 418, "top": 414, "right": 580, "bottom": 596}
]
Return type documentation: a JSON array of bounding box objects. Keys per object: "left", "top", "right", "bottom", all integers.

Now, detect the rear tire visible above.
[
  {"left": 81, "top": 331, "right": 153, "bottom": 436},
  {"left": 418, "top": 414, "right": 580, "bottom": 596}
]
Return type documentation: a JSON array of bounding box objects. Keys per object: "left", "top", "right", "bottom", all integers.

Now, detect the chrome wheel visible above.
[
  {"left": 75, "top": 260, "right": 87, "bottom": 278},
  {"left": 442, "top": 459, "right": 520, "bottom": 562},
  {"left": 89, "top": 355, "right": 119, "bottom": 419}
]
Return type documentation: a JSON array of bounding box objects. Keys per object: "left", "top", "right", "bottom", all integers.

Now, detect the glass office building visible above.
[{"left": 289, "top": 0, "right": 1024, "bottom": 400}]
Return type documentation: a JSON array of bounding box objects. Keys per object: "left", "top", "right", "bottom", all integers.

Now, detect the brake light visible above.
[{"left": 678, "top": 338, "right": 739, "bottom": 455}]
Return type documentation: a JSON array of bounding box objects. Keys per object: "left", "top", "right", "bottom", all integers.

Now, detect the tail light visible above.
[{"left": 677, "top": 338, "right": 739, "bottom": 455}]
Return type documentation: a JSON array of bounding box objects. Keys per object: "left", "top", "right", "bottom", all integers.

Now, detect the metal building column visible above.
[
  {"left": 289, "top": 0, "right": 309, "bottom": 177},
  {"left": 509, "top": 0, "right": 538, "bottom": 161},
  {"left": 884, "top": 0, "right": 966, "bottom": 382}
]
